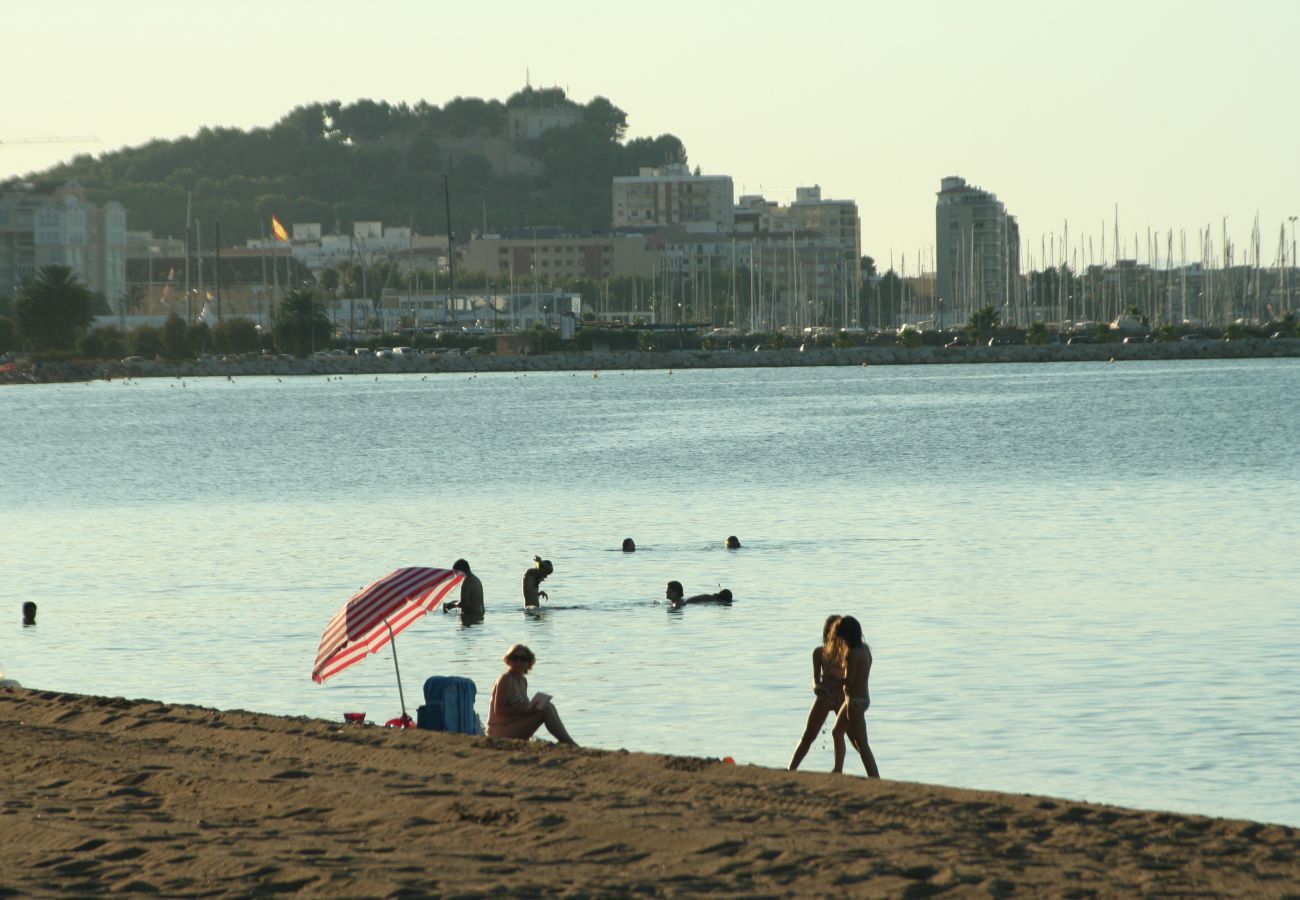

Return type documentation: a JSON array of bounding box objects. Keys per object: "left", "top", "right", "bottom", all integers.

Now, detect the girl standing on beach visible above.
[
  {"left": 828, "top": 616, "right": 880, "bottom": 778},
  {"left": 788, "top": 615, "right": 856, "bottom": 770},
  {"left": 486, "top": 644, "right": 578, "bottom": 745}
]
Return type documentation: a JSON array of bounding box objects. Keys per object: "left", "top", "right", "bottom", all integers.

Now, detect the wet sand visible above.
[{"left": 2, "top": 688, "right": 1296, "bottom": 896}]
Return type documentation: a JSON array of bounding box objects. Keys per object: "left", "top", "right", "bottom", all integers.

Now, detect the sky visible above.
[{"left": 6, "top": 0, "right": 1299, "bottom": 272}]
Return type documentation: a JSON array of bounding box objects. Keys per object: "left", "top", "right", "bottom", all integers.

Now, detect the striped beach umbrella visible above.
[{"left": 312, "top": 567, "right": 463, "bottom": 721}]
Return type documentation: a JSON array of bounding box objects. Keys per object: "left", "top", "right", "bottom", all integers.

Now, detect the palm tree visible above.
[
  {"left": 272, "top": 288, "right": 333, "bottom": 357},
  {"left": 15, "top": 265, "right": 96, "bottom": 351},
  {"left": 965, "top": 305, "right": 1000, "bottom": 344}
]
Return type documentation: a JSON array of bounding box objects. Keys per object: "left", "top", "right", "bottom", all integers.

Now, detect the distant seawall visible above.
[{"left": 7, "top": 338, "right": 1299, "bottom": 384}]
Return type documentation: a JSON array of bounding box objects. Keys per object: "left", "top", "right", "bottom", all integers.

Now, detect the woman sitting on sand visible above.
[
  {"left": 486, "top": 644, "right": 577, "bottom": 746},
  {"left": 827, "top": 616, "right": 880, "bottom": 778},
  {"left": 788, "top": 615, "right": 859, "bottom": 771}
]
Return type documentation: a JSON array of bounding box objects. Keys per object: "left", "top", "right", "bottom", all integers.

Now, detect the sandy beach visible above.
[{"left": 1, "top": 688, "right": 1296, "bottom": 896}]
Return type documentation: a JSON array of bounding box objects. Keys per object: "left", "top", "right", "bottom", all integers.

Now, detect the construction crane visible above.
[{"left": 0, "top": 133, "right": 99, "bottom": 146}]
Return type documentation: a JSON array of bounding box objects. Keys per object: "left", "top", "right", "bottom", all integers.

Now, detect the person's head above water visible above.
[
  {"left": 717, "top": 589, "right": 733, "bottom": 603},
  {"left": 533, "top": 556, "right": 553, "bottom": 578},
  {"left": 622, "top": 538, "right": 636, "bottom": 552},
  {"left": 21, "top": 601, "right": 36, "bottom": 626},
  {"left": 452, "top": 559, "right": 471, "bottom": 575},
  {"left": 665, "top": 580, "right": 684, "bottom": 602},
  {"left": 725, "top": 536, "right": 741, "bottom": 549}
]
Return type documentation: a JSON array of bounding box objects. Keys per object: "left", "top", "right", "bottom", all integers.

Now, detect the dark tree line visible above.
[{"left": 30, "top": 90, "right": 688, "bottom": 247}]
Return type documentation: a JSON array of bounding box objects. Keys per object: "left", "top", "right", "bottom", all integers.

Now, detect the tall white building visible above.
[
  {"left": 0, "top": 180, "right": 126, "bottom": 304},
  {"left": 935, "top": 176, "right": 1020, "bottom": 322},
  {"left": 612, "top": 163, "right": 734, "bottom": 229}
]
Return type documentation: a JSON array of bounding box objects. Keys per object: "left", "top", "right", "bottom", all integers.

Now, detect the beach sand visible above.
[{"left": 2, "top": 688, "right": 1296, "bottom": 897}]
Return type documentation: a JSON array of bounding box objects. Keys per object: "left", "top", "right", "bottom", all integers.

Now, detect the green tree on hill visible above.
[{"left": 39, "top": 91, "right": 688, "bottom": 245}]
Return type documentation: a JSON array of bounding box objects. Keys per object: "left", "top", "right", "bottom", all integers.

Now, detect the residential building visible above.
[
  {"left": 935, "top": 175, "right": 1020, "bottom": 321},
  {"left": 0, "top": 180, "right": 126, "bottom": 304},
  {"left": 463, "top": 229, "right": 661, "bottom": 282},
  {"left": 612, "top": 163, "right": 734, "bottom": 229},
  {"left": 659, "top": 227, "right": 859, "bottom": 331}
]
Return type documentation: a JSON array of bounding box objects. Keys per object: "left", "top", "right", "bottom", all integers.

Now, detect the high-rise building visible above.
[
  {"left": 612, "top": 163, "right": 734, "bottom": 229},
  {"left": 0, "top": 180, "right": 126, "bottom": 304},
  {"left": 935, "top": 176, "right": 1019, "bottom": 322}
]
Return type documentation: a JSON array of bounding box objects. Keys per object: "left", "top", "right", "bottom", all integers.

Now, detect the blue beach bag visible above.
[{"left": 416, "top": 676, "right": 479, "bottom": 734}]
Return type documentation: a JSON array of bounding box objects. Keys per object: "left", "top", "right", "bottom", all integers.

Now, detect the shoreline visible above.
[
  {"left": 2, "top": 687, "right": 1297, "bottom": 895},
  {"left": 4, "top": 337, "right": 1298, "bottom": 384}
]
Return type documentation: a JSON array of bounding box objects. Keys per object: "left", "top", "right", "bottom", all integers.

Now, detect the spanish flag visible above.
[{"left": 271, "top": 215, "right": 288, "bottom": 242}]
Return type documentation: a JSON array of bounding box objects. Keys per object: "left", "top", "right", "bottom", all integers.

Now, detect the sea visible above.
[{"left": 2, "top": 359, "right": 1298, "bottom": 826}]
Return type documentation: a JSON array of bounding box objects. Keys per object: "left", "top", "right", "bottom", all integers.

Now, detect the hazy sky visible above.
[{"left": 6, "top": 0, "right": 1299, "bottom": 271}]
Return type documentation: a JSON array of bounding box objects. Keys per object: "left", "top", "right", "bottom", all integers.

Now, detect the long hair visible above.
[
  {"left": 827, "top": 615, "right": 865, "bottom": 668},
  {"left": 821, "top": 614, "right": 842, "bottom": 642}
]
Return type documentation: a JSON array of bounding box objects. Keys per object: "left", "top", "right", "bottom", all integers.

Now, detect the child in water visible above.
[
  {"left": 788, "top": 615, "right": 858, "bottom": 770},
  {"left": 828, "top": 615, "right": 880, "bottom": 778}
]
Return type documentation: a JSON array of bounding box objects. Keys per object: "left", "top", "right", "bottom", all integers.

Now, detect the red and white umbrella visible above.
[{"left": 312, "top": 567, "right": 463, "bottom": 722}]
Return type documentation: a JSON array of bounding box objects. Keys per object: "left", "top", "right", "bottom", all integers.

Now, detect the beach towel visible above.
[{"left": 416, "top": 676, "right": 478, "bottom": 734}]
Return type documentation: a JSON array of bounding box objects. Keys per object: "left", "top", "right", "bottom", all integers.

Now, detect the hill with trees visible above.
[{"left": 24, "top": 87, "right": 688, "bottom": 244}]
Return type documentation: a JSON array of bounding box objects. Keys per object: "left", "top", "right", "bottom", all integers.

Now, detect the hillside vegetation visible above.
[{"left": 34, "top": 87, "right": 687, "bottom": 244}]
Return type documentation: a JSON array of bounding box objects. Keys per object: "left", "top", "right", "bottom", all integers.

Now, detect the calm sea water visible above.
[{"left": 2, "top": 360, "right": 1298, "bottom": 825}]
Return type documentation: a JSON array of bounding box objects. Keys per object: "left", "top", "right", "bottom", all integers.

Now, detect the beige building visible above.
[
  {"left": 463, "top": 230, "right": 661, "bottom": 282},
  {"left": 612, "top": 163, "right": 734, "bottom": 229},
  {"left": 733, "top": 186, "right": 862, "bottom": 308},
  {"left": 935, "top": 175, "right": 1021, "bottom": 322}
]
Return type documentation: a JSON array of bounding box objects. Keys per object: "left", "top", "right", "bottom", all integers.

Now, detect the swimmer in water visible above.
[
  {"left": 725, "top": 535, "right": 741, "bottom": 549},
  {"left": 622, "top": 538, "right": 636, "bottom": 552},
  {"left": 666, "top": 582, "right": 732, "bottom": 608}
]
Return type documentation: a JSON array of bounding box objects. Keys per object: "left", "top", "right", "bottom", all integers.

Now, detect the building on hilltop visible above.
[
  {"left": 0, "top": 179, "right": 126, "bottom": 306},
  {"left": 935, "top": 175, "right": 1020, "bottom": 326},
  {"left": 508, "top": 103, "right": 583, "bottom": 142},
  {"left": 612, "top": 163, "right": 735, "bottom": 230}
]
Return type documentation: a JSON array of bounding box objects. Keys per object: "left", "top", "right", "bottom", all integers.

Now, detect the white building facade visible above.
[{"left": 0, "top": 180, "right": 126, "bottom": 304}]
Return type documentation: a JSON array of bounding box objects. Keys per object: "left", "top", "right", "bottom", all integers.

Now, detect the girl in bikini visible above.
[
  {"left": 788, "top": 615, "right": 855, "bottom": 770},
  {"left": 828, "top": 615, "right": 880, "bottom": 778}
]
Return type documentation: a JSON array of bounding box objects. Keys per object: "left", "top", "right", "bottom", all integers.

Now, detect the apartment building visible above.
[
  {"left": 463, "top": 229, "right": 661, "bottom": 282},
  {"left": 0, "top": 180, "right": 126, "bottom": 304},
  {"left": 612, "top": 163, "right": 734, "bottom": 229},
  {"left": 935, "top": 175, "right": 1020, "bottom": 318}
]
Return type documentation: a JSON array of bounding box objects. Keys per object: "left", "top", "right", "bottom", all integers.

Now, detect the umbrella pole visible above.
[{"left": 384, "top": 619, "right": 407, "bottom": 720}]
